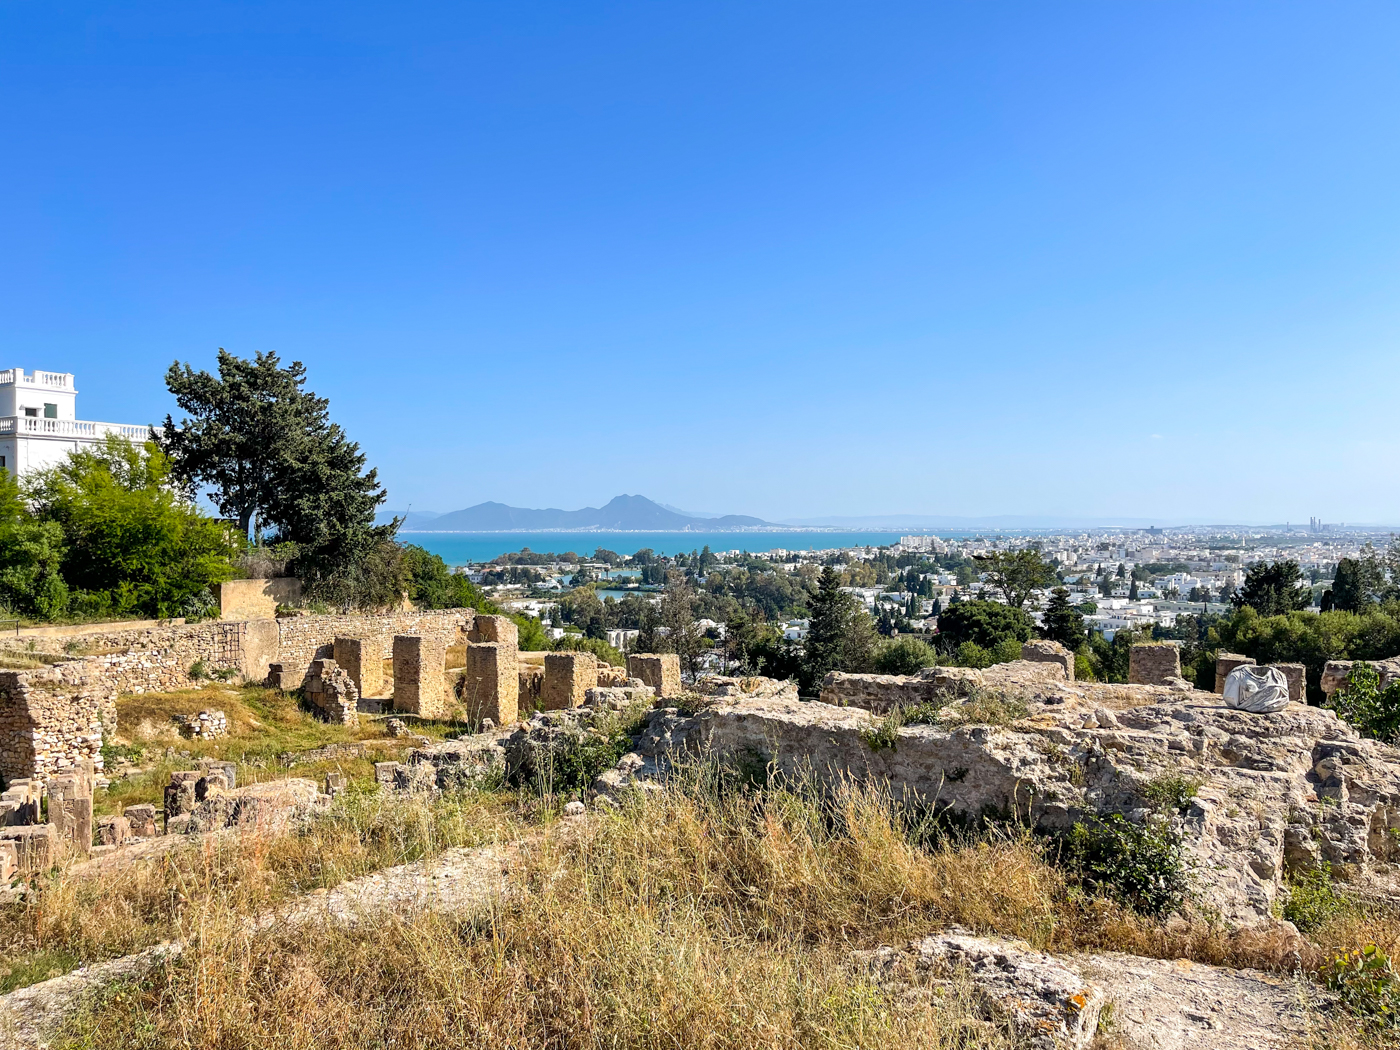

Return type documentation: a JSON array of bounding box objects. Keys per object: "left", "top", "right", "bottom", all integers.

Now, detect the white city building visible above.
[{"left": 0, "top": 368, "right": 149, "bottom": 478}]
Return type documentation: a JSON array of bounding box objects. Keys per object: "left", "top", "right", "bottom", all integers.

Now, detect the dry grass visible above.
[{"left": 18, "top": 765, "right": 1400, "bottom": 1047}]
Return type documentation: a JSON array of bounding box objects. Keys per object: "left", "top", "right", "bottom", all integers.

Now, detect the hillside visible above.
[{"left": 397, "top": 494, "right": 774, "bottom": 532}]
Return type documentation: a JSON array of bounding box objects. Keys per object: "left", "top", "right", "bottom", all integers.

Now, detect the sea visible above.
[{"left": 398, "top": 530, "right": 926, "bottom": 566}]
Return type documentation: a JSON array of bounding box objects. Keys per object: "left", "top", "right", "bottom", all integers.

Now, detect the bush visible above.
[
  {"left": 1328, "top": 661, "right": 1400, "bottom": 742},
  {"left": 552, "top": 634, "right": 625, "bottom": 667},
  {"left": 1141, "top": 773, "right": 1203, "bottom": 815},
  {"left": 936, "top": 600, "right": 1034, "bottom": 652},
  {"left": 873, "top": 637, "right": 936, "bottom": 675},
  {"left": 1064, "top": 814, "right": 1189, "bottom": 916},
  {"left": 1322, "top": 944, "right": 1400, "bottom": 1027},
  {"left": 1282, "top": 866, "right": 1346, "bottom": 933}
]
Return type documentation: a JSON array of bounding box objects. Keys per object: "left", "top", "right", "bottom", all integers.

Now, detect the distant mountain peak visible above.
[{"left": 389, "top": 494, "right": 775, "bottom": 532}]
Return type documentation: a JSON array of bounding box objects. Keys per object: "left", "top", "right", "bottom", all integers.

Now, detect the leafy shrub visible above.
[
  {"left": 187, "top": 660, "right": 209, "bottom": 681},
  {"left": 1282, "top": 866, "right": 1346, "bottom": 933},
  {"left": 1328, "top": 661, "right": 1400, "bottom": 742},
  {"left": 1322, "top": 944, "right": 1400, "bottom": 1027},
  {"left": 956, "top": 641, "right": 993, "bottom": 668},
  {"left": 858, "top": 701, "right": 944, "bottom": 753},
  {"left": 552, "top": 633, "right": 625, "bottom": 667},
  {"left": 1141, "top": 773, "right": 1204, "bottom": 815},
  {"left": 1064, "top": 814, "right": 1189, "bottom": 916},
  {"left": 936, "top": 600, "right": 1034, "bottom": 651},
  {"left": 873, "top": 637, "right": 936, "bottom": 675}
]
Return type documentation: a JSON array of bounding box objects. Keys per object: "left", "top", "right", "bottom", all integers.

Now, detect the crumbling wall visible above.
[
  {"left": 0, "top": 669, "right": 108, "bottom": 789},
  {"left": 1021, "top": 640, "right": 1075, "bottom": 681},
  {"left": 542, "top": 652, "right": 597, "bottom": 711},
  {"left": 1128, "top": 643, "right": 1181, "bottom": 686},
  {"left": 393, "top": 635, "right": 448, "bottom": 718},
  {"left": 820, "top": 659, "right": 1066, "bottom": 714},
  {"left": 627, "top": 654, "right": 681, "bottom": 699}
]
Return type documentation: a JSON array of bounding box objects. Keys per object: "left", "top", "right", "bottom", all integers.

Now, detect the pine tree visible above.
[
  {"left": 1041, "top": 587, "right": 1086, "bottom": 651},
  {"left": 800, "top": 566, "right": 876, "bottom": 694}
]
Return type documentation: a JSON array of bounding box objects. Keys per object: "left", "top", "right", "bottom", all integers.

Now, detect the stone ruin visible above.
[
  {"left": 1020, "top": 639, "right": 1075, "bottom": 680},
  {"left": 542, "top": 652, "right": 597, "bottom": 711},
  {"left": 172, "top": 709, "right": 229, "bottom": 739},
  {"left": 393, "top": 634, "right": 449, "bottom": 718},
  {"left": 333, "top": 634, "right": 384, "bottom": 701},
  {"left": 303, "top": 659, "right": 359, "bottom": 726},
  {"left": 1127, "top": 642, "right": 1181, "bottom": 686},
  {"left": 627, "top": 653, "right": 681, "bottom": 699}
]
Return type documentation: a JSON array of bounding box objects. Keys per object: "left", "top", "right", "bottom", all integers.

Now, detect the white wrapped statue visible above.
[{"left": 1223, "top": 664, "right": 1291, "bottom": 713}]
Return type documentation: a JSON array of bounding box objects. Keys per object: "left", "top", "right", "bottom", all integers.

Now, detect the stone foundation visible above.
[{"left": 304, "top": 659, "right": 359, "bottom": 726}]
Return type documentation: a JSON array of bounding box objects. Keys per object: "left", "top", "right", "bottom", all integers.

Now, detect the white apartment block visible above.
[{"left": 0, "top": 368, "right": 149, "bottom": 478}]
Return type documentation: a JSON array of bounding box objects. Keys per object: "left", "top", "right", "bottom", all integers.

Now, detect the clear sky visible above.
[{"left": 4, "top": 2, "right": 1400, "bottom": 525}]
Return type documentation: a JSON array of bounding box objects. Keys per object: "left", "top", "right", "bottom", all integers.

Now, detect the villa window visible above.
[
  {"left": 23, "top": 407, "right": 37, "bottom": 417},
  {"left": 44, "top": 403, "right": 56, "bottom": 418}
]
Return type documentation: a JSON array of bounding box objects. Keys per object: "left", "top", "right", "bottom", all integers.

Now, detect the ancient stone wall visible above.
[
  {"left": 1215, "top": 653, "right": 1256, "bottom": 694},
  {"left": 820, "top": 659, "right": 1068, "bottom": 714},
  {"left": 278, "top": 610, "right": 472, "bottom": 683},
  {"left": 392, "top": 636, "right": 448, "bottom": 718},
  {"left": 469, "top": 614, "right": 518, "bottom": 646},
  {"left": 333, "top": 635, "right": 384, "bottom": 700},
  {"left": 212, "top": 577, "right": 303, "bottom": 621},
  {"left": 542, "top": 652, "right": 597, "bottom": 711},
  {"left": 1128, "top": 643, "right": 1181, "bottom": 686}
]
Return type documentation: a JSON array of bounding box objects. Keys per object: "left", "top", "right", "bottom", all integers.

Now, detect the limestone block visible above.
[
  {"left": 543, "top": 652, "right": 598, "bottom": 711},
  {"left": 393, "top": 635, "right": 449, "bottom": 718},
  {"left": 0, "top": 824, "right": 55, "bottom": 874},
  {"left": 518, "top": 666, "right": 545, "bottom": 710},
  {"left": 195, "top": 770, "right": 229, "bottom": 802},
  {"left": 46, "top": 773, "right": 93, "bottom": 853},
  {"left": 469, "top": 614, "right": 518, "bottom": 647},
  {"left": 200, "top": 759, "right": 237, "bottom": 790},
  {"left": 464, "top": 642, "right": 519, "bottom": 726},
  {"left": 334, "top": 635, "right": 384, "bottom": 699},
  {"left": 1272, "top": 663, "right": 1307, "bottom": 704},
  {"left": 627, "top": 654, "right": 681, "bottom": 699},
  {"left": 124, "top": 803, "right": 158, "bottom": 838},
  {"left": 96, "top": 815, "right": 131, "bottom": 847},
  {"left": 1128, "top": 643, "right": 1181, "bottom": 686},
  {"left": 324, "top": 771, "right": 347, "bottom": 797},
  {"left": 374, "top": 761, "right": 402, "bottom": 786},
  {"left": 164, "top": 779, "right": 196, "bottom": 824},
  {"left": 0, "top": 839, "right": 15, "bottom": 882},
  {"left": 1215, "top": 653, "right": 1256, "bottom": 694},
  {"left": 1321, "top": 660, "right": 1356, "bottom": 698},
  {"left": 1020, "top": 640, "right": 1075, "bottom": 681}
]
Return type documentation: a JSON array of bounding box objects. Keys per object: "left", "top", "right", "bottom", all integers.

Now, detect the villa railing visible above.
[
  {"left": 0, "top": 416, "right": 150, "bottom": 440},
  {"left": 0, "top": 369, "right": 73, "bottom": 389}
]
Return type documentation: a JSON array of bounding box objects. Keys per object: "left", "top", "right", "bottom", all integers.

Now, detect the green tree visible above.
[
  {"left": 799, "top": 567, "right": 877, "bottom": 694},
  {"left": 659, "top": 571, "right": 703, "bottom": 677},
  {"left": 28, "top": 437, "right": 233, "bottom": 619},
  {"left": 1232, "top": 560, "right": 1312, "bottom": 617},
  {"left": 1332, "top": 554, "right": 1386, "bottom": 613},
  {"left": 0, "top": 468, "right": 69, "bottom": 619},
  {"left": 936, "top": 599, "right": 1034, "bottom": 652},
  {"left": 976, "top": 547, "right": 1058, "bottom": 610},
  {"left": 159, "top": 350, "right": 396, "bottom": 607},
  {"left": 1041, "top": 588, "right": 1086, "bottom": 651}
]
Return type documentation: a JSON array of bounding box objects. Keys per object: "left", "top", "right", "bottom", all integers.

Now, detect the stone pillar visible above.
[
  {"left": 1272, "top": 663, "right": 1307, "bottom": 704},
  {"left": 542, "top": 652, "right": 598, "bottom": 710},
  {"left": 96, "top": 815, "right": 130, "bottom": 847},
  {"left": 124, "top": 804, "right": 158, "bottom": 838},
  {"left": 1020, "top": 640, "right": 1074, "bottom": 681},
  {"left": 627, "top": 654, "right": 681, "bottom": 699},
  {"left": 0, "top": 824, "right": 55, "bottom": 874},
  {"left": 1215, "top": 653, "right": 1255, "bottom": 694},
  {"left": 469, "top": 614, "right": 519, "bottom": 646},
  {"left": 463, "top": 642, "right": 518, "bottom": 725},
  {"left": 334, "top": 635, "right": 384, "bottom": 699},
  {"left": 1128, "top": 643, "right": 1182, "bottom": 686},
  {"left": 393, "top": 635, "right": 448, "bottom": 718},
  {"left": 46, "top": 771, "right": 93, "bottom": 854}
]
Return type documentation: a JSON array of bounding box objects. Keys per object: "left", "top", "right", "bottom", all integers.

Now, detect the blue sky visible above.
[{"left": 4, "top": 2, "right": 1400, "bottom": 525}]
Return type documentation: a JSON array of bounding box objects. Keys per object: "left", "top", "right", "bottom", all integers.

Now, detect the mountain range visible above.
[{"left": 382, "top": 494, "right": 776, "bottom": 532}]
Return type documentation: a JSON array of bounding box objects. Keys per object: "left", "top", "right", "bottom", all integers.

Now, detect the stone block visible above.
[
  {"left": 1272, "top": 663, "right": 1307, "bottom": 704},
  {"left": 47, "top": 773, "right": 93, "bottom": 853},
  {"left": 195, "top": 770, "right": 229, "bottom": 801},
  {"left": 542, "top": 652, "right": 598, "bottom": 710},
  {"left": 463, "top": 642, "right": 519, "bottom": 726},
  {"left": 266, "top": 662, "right": 293, "bottom": 690},
  {"left": 200, "top": 759, "right": 237, "bottom": 790},
  {"left": 0, "top": 824, "right": 55, "bottom": 874},
  {"left": 0, "top": 839, "right": 15, "bottom": 883},
  {"left": 324, "top": 772, "right": 347, "bottom": 797},
  {"left": 374, "top": 761, "right": 401, "bottom": 787},
  {"left": 164, "top": 780, "right": 196, "bottom": 824},
  {"left": 96, "top": 815, "right": 130, "bottom": 847},
  {"left": 1215, "top": 653, "right": 1256, "bottom": 694},
  {"left": 469, "top": 614, "right": 518, "bottom": 646},
  {"left": 393, "top": 635, "right": 449, "bottom": 718},
  {"left": 334, "top": 635, "right": 384, "bottom": 699},
  {"left": 627, "top": 654, "right": 681, "bottom": 699},
  {"left": 124, "top": 803, "right": 158, "bottom": 838},
  {"left": 1020, "top": 640, "right": 1075, "bottom": 681},
  {"left": 518, "top": 665, "right": 545, "bottom": 710},
  {"left": 1128, "top": 643, "right": 1181, "bottom": 686}
]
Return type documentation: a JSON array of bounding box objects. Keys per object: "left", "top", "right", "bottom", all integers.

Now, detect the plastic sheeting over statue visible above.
[{"left": 1223, "top": 664, "right": 1291, "bottom": 713}]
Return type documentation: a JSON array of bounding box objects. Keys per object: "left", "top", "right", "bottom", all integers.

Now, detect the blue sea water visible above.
[{"left": 398, "top": 530, "right": 916, "bottom": 566}]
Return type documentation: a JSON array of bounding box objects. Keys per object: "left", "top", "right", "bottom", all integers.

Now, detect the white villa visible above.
[{"left": 0, "top": 368, "right": 149, "bottom": 478}]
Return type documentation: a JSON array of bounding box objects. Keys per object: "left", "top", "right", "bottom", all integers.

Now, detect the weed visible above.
[
  {"left": 940, "top": 688, "right": 1029, "bottom": 729},
  {"left": 1063, "top": 814, "right": 1189, "bottom": 916},
  {"left": 187, "top": 659, "right": 209, "bottom": 681},
  {"left": 1141, "top": 773, "right": 1204, "bottom": 815},
  {"left": 1283, "top": 866, "right": 1347, "bottom": 933},
  {"left": 1322, "top": 944, "right": 1400, "bottom": 1028}
]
